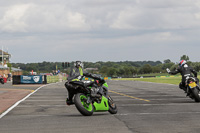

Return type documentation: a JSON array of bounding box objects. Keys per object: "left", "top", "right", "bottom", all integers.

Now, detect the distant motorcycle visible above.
[
  {"left": 166, "top": 68, "right": 200, "bottom": 102},
  {"left": 0, "top": 76, "right": 4, "bottom": 84}
]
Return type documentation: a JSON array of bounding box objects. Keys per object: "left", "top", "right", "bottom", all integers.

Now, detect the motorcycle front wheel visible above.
[
  {"left": 74, "top": 93, "right": 94, "bottom": 116},
  {"left": 108, "top": 96, "right": 118, "bottom": 114}
]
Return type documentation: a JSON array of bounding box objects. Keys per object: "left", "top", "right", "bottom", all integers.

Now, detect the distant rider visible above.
[
  {"left": 65, "top": 61, "right": 104, "bottom": 105},
  {"left": 167, "top": 60, "right": 199, "bottom": 94}
]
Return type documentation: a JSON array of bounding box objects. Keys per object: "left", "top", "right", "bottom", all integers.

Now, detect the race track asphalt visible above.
[
  {"left": 0, "top": 82, "right": 43, "bottom": 114},
  {"left": 0, "top": 80, "right": 200, "bottom": 133}
]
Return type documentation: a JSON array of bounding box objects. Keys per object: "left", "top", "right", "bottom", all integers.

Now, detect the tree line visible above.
[{"left": 11, "top": 55, "right": 200, "bottom": 77}]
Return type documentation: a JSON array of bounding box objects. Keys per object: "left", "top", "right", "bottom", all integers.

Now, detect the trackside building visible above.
[{"left": 0, "top": 50, "right": 22, "bottom": 77}]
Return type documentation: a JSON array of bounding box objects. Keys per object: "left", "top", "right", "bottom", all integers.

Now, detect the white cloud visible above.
[
  {"left": 0, "top": 4, "right": 31, "bottom": 32},
  {"left": 0, "top": 3, "right": 91, "bottom": 33},
  {"left": 110, "top": 0, "right": 200, "bottom": 31},
  {"left": 1, "top": 0, "right": 200, "bottom": 63},
  {"left": 110, "top": 7, "right": 138, "bottom": 29}
]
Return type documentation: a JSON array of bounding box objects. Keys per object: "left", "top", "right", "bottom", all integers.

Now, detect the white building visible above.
[{"left": 0, "top": 49, "right": 11, "bottom": 67}]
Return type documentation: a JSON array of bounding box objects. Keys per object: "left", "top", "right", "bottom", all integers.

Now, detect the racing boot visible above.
[{"left": 66, "top": 98, "right": 74, "bottom": 105}]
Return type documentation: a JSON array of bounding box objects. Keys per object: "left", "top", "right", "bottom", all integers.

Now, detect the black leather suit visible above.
[{"left": 65, "top": 66, "right": 102, "bottom": 101}]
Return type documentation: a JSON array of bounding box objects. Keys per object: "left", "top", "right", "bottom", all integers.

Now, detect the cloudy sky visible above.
[{"left": 1, "top": 0, "right": 200, "bottom": 63}]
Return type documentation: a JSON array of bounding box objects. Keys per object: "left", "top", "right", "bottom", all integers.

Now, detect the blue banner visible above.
[{"left": 20, "top": 75, "right": 43, "bottom": 84}]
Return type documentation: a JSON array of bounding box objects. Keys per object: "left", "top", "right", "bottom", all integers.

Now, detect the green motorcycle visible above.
[{"left": 69, "top": 80, "right": 117, "bottom": 116}]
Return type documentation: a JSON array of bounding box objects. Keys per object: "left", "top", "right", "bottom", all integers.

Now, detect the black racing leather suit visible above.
[
  {"left": 169, "top": 64, "right": 198, "bottom": 90},
  {"left": 65, "top": 66, "right": 103, "bottom": 101}
]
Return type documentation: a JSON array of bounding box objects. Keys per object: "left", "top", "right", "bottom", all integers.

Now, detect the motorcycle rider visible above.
[
  {"left": 65, "top": 61, "right": 104, "bottom": 105},
  {"left": 167, "top": 60, "right": 199, "bottom": 94}
]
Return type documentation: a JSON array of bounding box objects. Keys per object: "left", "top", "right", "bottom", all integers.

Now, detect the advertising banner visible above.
[{"left": 20, "top": 75, "right": 43, "bottom": 84}]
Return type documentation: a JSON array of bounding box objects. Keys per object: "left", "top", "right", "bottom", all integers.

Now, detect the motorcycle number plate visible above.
[{"left": 189, "top": 82, "right": 196, "bottom": 88}]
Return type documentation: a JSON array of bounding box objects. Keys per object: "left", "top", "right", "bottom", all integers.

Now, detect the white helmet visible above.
[
  {"left": 74, "top": 61, "right": 83, "bottom": 68},
  {"left": 179, "top": 60, "right": 186, "bottom": 67}
]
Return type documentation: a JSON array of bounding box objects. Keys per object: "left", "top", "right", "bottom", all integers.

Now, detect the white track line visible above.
[
  {"left": 0, "top": 84, "right": 49, "bottom": 119},
  {"left": 116, "top": 112, "right": 200, "bottom": 115}
]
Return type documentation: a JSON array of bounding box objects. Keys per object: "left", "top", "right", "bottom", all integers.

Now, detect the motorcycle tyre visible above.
[
  {"left": 191, "top": 87, "right": 200, "bottom": 102},
  {"left": 108, "top": 96, "right": 118, "bottom": 114},
  {"left": 0, "top": 80, "right": 4, "bottom": 84},
  {"left": 74, "top": 93, "right": 94, "bottom": 116}
]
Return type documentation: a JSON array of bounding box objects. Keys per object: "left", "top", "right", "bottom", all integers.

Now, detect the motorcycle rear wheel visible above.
[
  {"left": 108, "top": 96, "right": 117, "bottom": 114},
  {"left": 74, "top": 93, "right": 94, "bottom": 116},
  {"left": 191, "top": 87, "right": 200, "bottom": 102}
]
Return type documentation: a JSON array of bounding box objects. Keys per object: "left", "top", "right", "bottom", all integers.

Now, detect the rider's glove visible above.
[
  {"left": 166, "top": 68, "right": 171, "bottom": 74},
  {"left": 99, "top": 78, "right": 105, "bottom": 84},
  {"left": 77, "top": 76, "right": 82, "bottom": 80}
]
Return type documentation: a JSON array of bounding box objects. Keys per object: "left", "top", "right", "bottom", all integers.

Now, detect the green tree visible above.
[
  {"left": 94, "top": 63, "right": 101, "bottom": 70},
  {"left": 99, "top": 66, "right": 108, "bottom": 76},
  {"left": 180, "top": 55, "right": 189, "bottom": 61},
  {"left": 143, "top": 64, "right": 152, "bottom": 74},
  {"left": 164, "top": 59, "right": 171, "bottom": 63},
  {"left": 162, "top": 62, "right": 175, "bottom": 70},
  {"left": 152, "top": 66, "right": 162, "bottom": 73},
  {"left": 107, "top": 67, "right": 117, "bottom": 77},
  {"left": 117, "top": 67, "right": 125, "bottom": 77},
  {"left": 191, "top": 62, "right": 200, "bottom": 72},
  {"left": 139, "top": 64, "right": 152, "bottom": 74},
  {"left": 123, "top": 66, "right": 132, "bottom": 77},
  {"left": 169, "top": 64, "right": 178, "bottom": 71},
  {"left": 129, "top": 66, "right": 137, "bottom": 76}
]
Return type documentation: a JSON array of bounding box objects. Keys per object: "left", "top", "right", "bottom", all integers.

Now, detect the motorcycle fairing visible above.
[{"left": 93, "top": 96, "right": 109, "bottom": 112}]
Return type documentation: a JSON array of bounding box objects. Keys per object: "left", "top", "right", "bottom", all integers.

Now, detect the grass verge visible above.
[{"left": 113, "top": 77, "right": 182, "bottom": 85}]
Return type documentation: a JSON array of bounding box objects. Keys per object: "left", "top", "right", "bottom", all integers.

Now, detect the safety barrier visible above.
[
  {"left": 13, "top": 75, "right": 111, "bottom": 84},
  {"left": 13, "top": 75, "right": 47, "bottom": 84}
]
